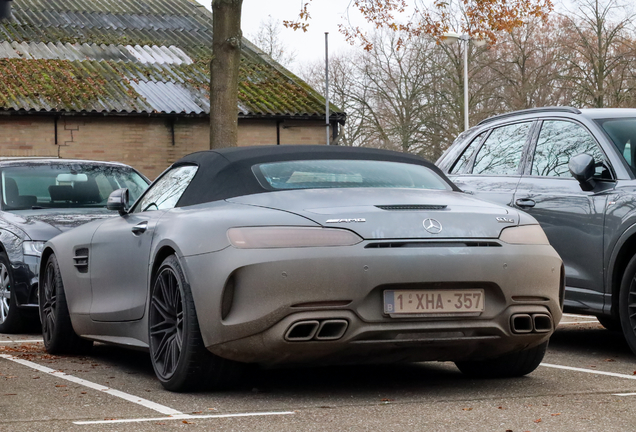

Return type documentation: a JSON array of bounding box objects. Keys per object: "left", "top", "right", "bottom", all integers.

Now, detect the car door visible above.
[
  {"left": 89, "top": 165, "right": 199, "bottom": 322},
  {"left": 514, "top": 119, "right": 614, "bottom": 312},
  {"left": 448, "top": 121, "right": 535, "bottom": 207}
]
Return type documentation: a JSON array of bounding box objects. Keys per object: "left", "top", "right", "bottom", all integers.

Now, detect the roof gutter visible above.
[{"left": 0, "top": 109, "right": 347, "bottom": 124}]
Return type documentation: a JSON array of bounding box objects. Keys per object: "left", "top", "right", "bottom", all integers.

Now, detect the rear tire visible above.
[
  {"left": 597, "top": 315, "right": 621, "bottom": 332},
  {"left": 39, "top": 254, "right": 93, "bottom": 354},
  {"left": 0, "top": 252, "right": 25, "bottom": 334},
  {"left": 455, "top": 341, "right": 548, "bottom": 378},
  {"left": 148, "top": 255, "right": 243, "bottom": 392}
]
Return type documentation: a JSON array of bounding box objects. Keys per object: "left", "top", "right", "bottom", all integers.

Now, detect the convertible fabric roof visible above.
[{"left": 174, "top": 146, "right": 459, "bottom": 206}]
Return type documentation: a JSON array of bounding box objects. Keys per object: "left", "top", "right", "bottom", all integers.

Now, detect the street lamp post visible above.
[{"left": 442, "top": 33, "right": 486, "bottom": 131}]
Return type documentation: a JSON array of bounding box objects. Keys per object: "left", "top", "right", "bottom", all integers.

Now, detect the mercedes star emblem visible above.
[{"left": 423, "top": 218, "right": 443, "bottom": 234}]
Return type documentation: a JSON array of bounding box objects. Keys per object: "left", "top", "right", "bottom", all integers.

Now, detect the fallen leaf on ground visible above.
[
  {"left": 534, "top": 419, "right": 542, "bottom": 423},
  {"left": 462, "top": 408, "right": 473, "bottom": 411},
  {"left": 552, "top": 413, "right": 561, "bottom": 416}
]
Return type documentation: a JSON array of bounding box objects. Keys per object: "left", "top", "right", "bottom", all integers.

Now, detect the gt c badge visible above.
[
  {"left": 423, "top": 218, "right": 442, "bottom": 234},
  {"left": 496, "top": 217, "right": 515, "bottom": 223}
]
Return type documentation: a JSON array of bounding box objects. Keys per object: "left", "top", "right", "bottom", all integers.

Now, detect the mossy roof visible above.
[{"left": 0, "top": 0, "right": 344, "bottom": 120}]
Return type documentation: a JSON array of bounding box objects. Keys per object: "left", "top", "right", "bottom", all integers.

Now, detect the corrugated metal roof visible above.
[{"left": 0, "top": 0, "right": 343, "bottom": 119}]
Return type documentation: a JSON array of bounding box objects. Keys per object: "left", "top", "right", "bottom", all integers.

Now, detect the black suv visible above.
[
  {"left": 0, "top": 158, "right": 149, "bottom": 333},
  {"left": 437, "top": 107, "right": 636, "bottom": 354}
]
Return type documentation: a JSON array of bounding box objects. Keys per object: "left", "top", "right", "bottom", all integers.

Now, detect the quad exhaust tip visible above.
[
  {"left": 315, "top": 319, "right": 348, "bottom": 340},
  {"left": 285, "top": 320, "right": 320, "bottom": 341},
  {"left": 285, "top": 319, "right": 349, "bottom": 342},
  {"left": 510, "top": 313, "right": 552, "bottom": 334},
  {"left": 532, "top": 313, "right": 552, "bottom": 333}
]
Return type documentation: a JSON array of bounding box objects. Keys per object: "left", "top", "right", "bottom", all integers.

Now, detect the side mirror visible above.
[
  {"left": 107, "top": 188, "right": 129, "bottom": 216},
  {"left": 568, "top": 153, "right": 596, "bottom": 191}
]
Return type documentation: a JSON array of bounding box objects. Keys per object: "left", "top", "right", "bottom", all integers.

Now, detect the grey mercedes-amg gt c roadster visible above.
[{"left": 39, "top": 145, "right": 563, "bottom": 391}]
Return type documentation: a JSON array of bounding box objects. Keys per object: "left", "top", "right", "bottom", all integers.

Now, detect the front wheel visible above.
[
  {"left": 39, "top": 254, "right": 93, "bottom": 354},
  {"left": 455, "top": 341, "right": 548, "bottom": 378},
  {"left": 0, "top": 252, "right": 25, "bottom": 333},
  {"left": 619, "top": 254, "right": 636, "bottom": 355},
  {"left": 148, "top": 255, "right": 242, "bottom": 392}
]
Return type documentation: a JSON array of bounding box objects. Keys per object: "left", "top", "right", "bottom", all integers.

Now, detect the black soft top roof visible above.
[{"left": 175, "top": 145, "right": 459, "bottom": 206}]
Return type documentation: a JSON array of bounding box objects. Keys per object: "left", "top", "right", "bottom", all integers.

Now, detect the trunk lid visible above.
[{"left": 228, "top": 189, "right": 518, "bottom": 239}]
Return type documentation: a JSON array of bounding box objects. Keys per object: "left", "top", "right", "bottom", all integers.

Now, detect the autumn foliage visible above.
[{"left": 284, "top": 0, "right": 554, "bottom": 48}]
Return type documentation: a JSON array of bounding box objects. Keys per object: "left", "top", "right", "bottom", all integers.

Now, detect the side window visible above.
[
  {"left": 449, "top": 131, "right": 486, "bottom": 174},
  {"left": 532, "top": 120, "right": 606, "bottom": 178},
  {"left": 472, "top": 122, "right": 532, "bottom": 175},
  {"left": 135, "top": 165, "right": 198, "bottom": 212}
]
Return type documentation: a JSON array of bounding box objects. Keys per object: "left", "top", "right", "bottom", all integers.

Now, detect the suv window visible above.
[
  {"left": 449, "top": 131, "right": 487, "bottom": 174},
  {"left": 595, "top": 118, "right": 636, "bottom": 176},
  {"left": 472, "top": 122, "right": 531, "bottom": 175},
  {"left": 532, "top": 120, "right": 606, "bottom": 178}
]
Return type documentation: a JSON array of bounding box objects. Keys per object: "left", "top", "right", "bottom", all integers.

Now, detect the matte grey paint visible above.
[{"left": 43, "top": 187, "right": 563, "bottom": 365}]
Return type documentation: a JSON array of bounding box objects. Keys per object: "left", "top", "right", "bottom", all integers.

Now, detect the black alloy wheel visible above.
[
  {"left": 619, "top": 254, "right": 636, "bottom": 355},
  {"left": 0, "top": 252, "right": 24, "bottom": 333},
  {"left": 40, "top": 258, "right": 58, "bottom": 344},
  {"left": 39, "top": 254, "right": 92, "bottom": 354},
  {"left": 148, "top": 255, "right": 243, "bottom": 392},
  {"left": 149, "top": 261, "right": 184, "bottom": 382}
]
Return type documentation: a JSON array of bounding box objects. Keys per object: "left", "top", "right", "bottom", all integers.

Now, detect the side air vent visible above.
[
  {"left": 365, "top": 241, "right": 501, "bottom": 249},
  {"left": 73, "top": 248, "right": 89, "bottom": 273},
  {"left": 375, "top": 205, "right": 447, "bottom": 211}
]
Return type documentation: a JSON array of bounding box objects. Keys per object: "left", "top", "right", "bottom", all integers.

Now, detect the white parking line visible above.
[
  {"left": 74, "top": 411, "right": 296, "bottom": 425},
  {"left": 0, "top": 339, "right": 44, "bottom": 343},
  {"left": 1, "top": 353, "right": 296, "bottom": 425},
  {"left": 558, "top": 321, "right": 600, "bottom": 326},
  {"left": 541, "top": 363, "right": 636, "bottom": 380},
  {"left": 0, "top": 354, "right": 182, "bottom": 415},
  {"left": 562, "top": 313, "right": 598, "bottom": 319}
]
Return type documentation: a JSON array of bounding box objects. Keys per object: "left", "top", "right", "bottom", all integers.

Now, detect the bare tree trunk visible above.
[{"left": 210, "top": 0, "right": 243, "bottom": 149}]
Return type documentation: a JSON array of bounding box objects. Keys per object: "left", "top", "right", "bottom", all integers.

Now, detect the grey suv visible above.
[{"left": 437, "top": 107, "right": 636, "bottom": 354}]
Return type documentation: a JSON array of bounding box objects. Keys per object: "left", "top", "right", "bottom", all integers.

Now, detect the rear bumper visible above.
[
  {"left": 183, "top": 240, "right": 563, "bottom": 365},
  {"left": 210, "top": 307, "right": 553, "bottom": 365}
]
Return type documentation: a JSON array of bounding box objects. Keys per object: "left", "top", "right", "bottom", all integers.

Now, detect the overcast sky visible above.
[{"left": 195, "top": 0, "right": 371, "bottom": 69}]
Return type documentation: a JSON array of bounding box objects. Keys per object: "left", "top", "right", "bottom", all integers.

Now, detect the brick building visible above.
[{"left": 0, "top": 0, "right": 345, "bottom": 179}]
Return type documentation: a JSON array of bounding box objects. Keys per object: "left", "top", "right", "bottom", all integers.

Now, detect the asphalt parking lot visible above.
[{"left": 2, "top": 314, "right": 636, "bottom": 431}]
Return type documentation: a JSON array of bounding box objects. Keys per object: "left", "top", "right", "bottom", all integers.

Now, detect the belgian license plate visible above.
[{"left": 384, "top": 289, "right": 485, "bottom": 315}]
